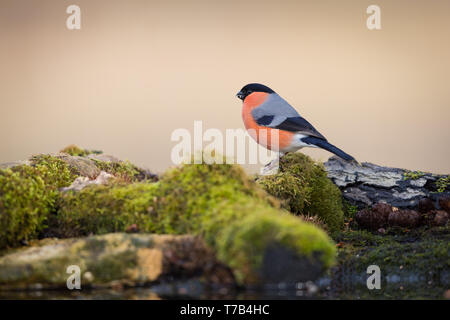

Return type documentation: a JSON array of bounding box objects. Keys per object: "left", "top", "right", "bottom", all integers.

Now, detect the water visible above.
[{"left": 1, "top": 269, "right": 448, "bottom": 299}]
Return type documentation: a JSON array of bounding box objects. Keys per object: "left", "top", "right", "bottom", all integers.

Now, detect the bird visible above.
[{"left": 236, "top": 83, "right": 355, "bottom": 161}]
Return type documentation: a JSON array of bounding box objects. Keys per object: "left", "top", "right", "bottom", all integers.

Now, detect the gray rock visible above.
[
  {"left": 0, "top": 161, "right": 30, "bottom": 169},
  {"left": 324, "top": 156, "right": 450, "bottom": 208},
  {"left": 324, "top": 158, "right": 403, "bottom": 188},
  {"left": 54, "top": 153, "right": 101, "bottom": 178},
  {"left": 87, "top": 154, "right": 121, "bottom": 163}
]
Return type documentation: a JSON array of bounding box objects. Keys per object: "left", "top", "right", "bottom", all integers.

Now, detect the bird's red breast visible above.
[{"left": 242, "top": 92, "right": 294, "bottom": 151}]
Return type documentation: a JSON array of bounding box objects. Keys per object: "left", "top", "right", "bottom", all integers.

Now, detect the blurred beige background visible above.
[{"left": 1, "top": 0, "right": 449, "bottom": 174}]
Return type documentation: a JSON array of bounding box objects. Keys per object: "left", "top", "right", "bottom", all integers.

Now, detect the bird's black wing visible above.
[{"left": 255, "top": 115, "right": 327, "bottom": 140}]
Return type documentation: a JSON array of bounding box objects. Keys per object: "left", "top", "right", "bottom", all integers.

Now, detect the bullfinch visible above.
[{"left": 236, "top": 83, "right": 355, "bottom": 161}]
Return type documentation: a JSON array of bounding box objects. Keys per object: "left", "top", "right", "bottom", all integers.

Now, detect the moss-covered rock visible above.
[
  {"left": 91, "top": 159, "right": 157, "bottom": 182},
  {"left": 56, "top": 183, "right": 159, "bottom": 237},
  {"left": 1, "top": 149, "right": 338, "bottom": 285},
  {"left": 43, "top": 154, "right": 101, "bottom": 179},
  {"left": 28, "top": 155, "right": 79, "bottom": 187},
  {"left": 0, "top": 233, "right": 233, "bottom": 289},
  {"left": 258, "top": 153, "right": 345, "bottom": 233},
  {"left": 0, "top": 157, "right": 77, "bottom": 248},
  {"left": 60, "top": 145, "right": 157, "bottom": 182},
  {"left": 56, "top": 162, "right": 336, "bottom": 285},
  {"left": 39, "top": 150, "right": 157, "bottom": 183},
  {"left": 0, "top": 148, "right": 156, "bottom": 249}
]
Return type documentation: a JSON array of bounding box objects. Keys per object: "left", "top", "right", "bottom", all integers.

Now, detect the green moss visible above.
[
  {"left": 329, "top": 226, "right": 450, "bottom": 299},
  {"left": 435, "top": 176, "right": 450, "bottom": 193},
  {"left": 343, "top": 201, "right": 358, "bottom": 219},
  {"left": 57, "top": 183, "right": 159, "bottom": 237},
  {"left": 333, "top": 229, "right": 395, "bottom": 247},
  {"left": 151, "top": 163, "right": 280, "bottom": 234},
  {"left": 30, "top": 154, "right": 78, "bottom": 188},
  {"left": 217, "top": 210, "right": 335, "bottom": 283},
  {"left": 57, "top": 161, "right": 336, "bottom": 284},
  {"left": 403, "top": 170, "right": 425, "bottom": 181},
  {"left": 59, "top": 144, "right": 102, "bottom": 157},
  {"left": 334, "top": 226, "right": 450, "bottom": 273},
  {"left": 87, "top": 249, "right": 137, "bottom": 283},
  {"left": 257, "top": 153, "right": 345, "bottom": 233},
  {"left": 0, "top": 157, "right": 77, "bottom": 248},
  {"left": 0, "top": 167, "right": 49, "bottom": 248},
  {"left": 356, "top": 239, "right": 448, "bottom": 273}
]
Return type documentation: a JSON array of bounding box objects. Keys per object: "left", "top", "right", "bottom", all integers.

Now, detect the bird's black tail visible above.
[{"left": 301, "top": 136, "right": 355, "bottom": 161}]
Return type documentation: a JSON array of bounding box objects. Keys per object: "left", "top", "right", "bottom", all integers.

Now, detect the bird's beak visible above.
[{"left": 236, "top": 91, "right": 245, "bottom": 100}]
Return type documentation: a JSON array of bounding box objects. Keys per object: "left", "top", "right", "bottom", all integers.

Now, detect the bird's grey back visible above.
[{"left": 251, "top": 93, "right": 300, "bottom": 126}]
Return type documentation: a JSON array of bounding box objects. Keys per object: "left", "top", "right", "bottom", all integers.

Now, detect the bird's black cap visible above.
[{"left": 236, "top": 83, "right": 275, "bottom": 100}]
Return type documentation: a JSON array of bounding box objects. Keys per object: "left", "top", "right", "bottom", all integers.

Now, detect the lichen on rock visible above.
[{"left": 324, "top": 156, "right": 450, "bottom": 208}]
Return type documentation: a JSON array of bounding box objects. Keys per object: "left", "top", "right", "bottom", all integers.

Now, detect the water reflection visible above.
[{"left": 1, "top": 270, "right": 448, "bottom": 299}]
